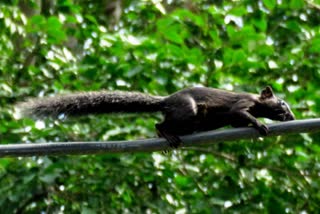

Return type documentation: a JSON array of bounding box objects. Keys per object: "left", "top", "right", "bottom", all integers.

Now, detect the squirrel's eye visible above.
[{"left": 278, "top": 100, "right": 285, "bottom": 106}]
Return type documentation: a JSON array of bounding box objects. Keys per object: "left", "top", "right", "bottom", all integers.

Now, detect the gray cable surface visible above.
[{"left": 1, "top": 118, "right": 320, "bottom": 157}]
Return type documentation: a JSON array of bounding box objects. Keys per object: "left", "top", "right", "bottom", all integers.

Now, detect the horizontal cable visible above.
[{"left": 1, "top": 118, "right": 320, "bottom": 157}]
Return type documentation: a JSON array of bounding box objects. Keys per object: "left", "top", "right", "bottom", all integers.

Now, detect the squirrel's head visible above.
[{"left": 259, "top": 86, "right": 295, "bottom": 121}]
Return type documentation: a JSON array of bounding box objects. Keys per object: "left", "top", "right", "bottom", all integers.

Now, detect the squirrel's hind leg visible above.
[
  {"left": 155, "top": 123, "right": 182, "bottom": 148},
  {"left": 155, "top": 119, "right": 196, "bottom": 148},
  {"left": 157, "top": 94, "right": 200, "bottom": 148}
]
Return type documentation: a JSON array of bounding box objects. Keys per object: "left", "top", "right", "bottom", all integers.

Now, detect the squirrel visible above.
[{"left": 19, "top": 86, "right": 295, "bottom": 148}]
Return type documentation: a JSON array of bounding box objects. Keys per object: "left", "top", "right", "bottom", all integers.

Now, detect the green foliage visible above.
[{"left": 1, "top": 0, "right": 320, "bottom": 213}]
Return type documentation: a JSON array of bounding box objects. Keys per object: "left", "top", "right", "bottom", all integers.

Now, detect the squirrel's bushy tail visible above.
[{"left": 19, "top": 91, "right": 164, "bottom": 118}]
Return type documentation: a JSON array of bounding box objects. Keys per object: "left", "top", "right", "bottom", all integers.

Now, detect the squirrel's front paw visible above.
[{"left": 257, "top": 124, "right": 269, "bottom": 135}]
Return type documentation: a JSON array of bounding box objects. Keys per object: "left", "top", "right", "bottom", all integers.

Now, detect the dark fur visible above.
[
  {"left": 19, "top": 87, "right": 295, "bottom": 147},
  {"left": 20, "top": 91, "right": 163, "bottom": 118},
  {"left": 154, "top": 87, "right": 295, "bottom": 147}
]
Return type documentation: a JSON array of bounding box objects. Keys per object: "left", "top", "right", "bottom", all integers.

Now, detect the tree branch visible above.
[
  {"left": 1, "top": 118, "right": 320, "bottom": 157},
  {"left": 305, "top": 0, "right": 320, "bottom": 11}
]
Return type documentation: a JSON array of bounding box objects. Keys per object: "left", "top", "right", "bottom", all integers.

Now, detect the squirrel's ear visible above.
[{"left": 260, "top": 86, "right": 274, "bottom": 99}]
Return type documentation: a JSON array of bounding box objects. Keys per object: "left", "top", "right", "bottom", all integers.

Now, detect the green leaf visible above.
[
  {"left": 253, "top": 18, "right": 267, "bottom": 32},
  {"left": 175, "top": 175, "right": 191, "bottom": 188},
  {"left": 309, "top": 37, "right": 320, "bottom": 53},
  {"left": 263, "top": 0, "right": 277, "bottom": 10},
  {"left": 157, "top": 18, "right": 187, "bottom": 44},
  {"left": 290, "top": 0, "right": 304, "bottom": 9},
  {"left": 174, "top": 9, "right": 206, "bottom": 29},
  {"left": 47, "top": 17, "right": 66, "bottom": 44},
  {"left": 27, "top": 15, "right": 46, "bottom": 32},
  {"left": 229, "top": 6, "right": 247, "bottom": 16},
  {"left": 285, "top": 20, "right": 301, "bottom": 33}
]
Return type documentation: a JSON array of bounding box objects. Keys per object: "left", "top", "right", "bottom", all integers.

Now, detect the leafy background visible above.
[{"left": 1, "top": 0, "right": 320, "bottom": 213}]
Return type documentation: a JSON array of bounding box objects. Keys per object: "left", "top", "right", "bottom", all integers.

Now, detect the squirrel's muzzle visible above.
[
  {"left": 285, "top": 113, "right": 295, "bottom": 121},
  {"left": 282, "top": 113, "right": 295, "bottom": 121}
]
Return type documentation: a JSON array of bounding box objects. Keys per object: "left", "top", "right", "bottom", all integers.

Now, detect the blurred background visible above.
[{"left": 0, "top": 0, "right": 320, "bottom": 212}]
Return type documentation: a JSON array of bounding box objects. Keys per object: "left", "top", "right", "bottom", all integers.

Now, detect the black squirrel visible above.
[{"left": 20, "top": 86, "right": 295, "bottom": 147}]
